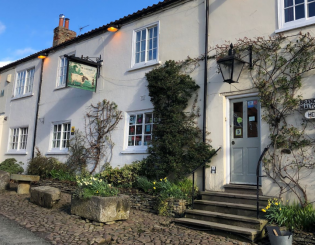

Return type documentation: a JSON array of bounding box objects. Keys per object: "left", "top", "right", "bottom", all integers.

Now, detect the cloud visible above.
[
  {"left": 0, "top": 61, "right": 14, "bottom": 67},
  {"left": 14, "top": 47, "right": 37, "bottom": 56},
  {"left": 0, "top": 22, "right": 5, "bottom": 34}
]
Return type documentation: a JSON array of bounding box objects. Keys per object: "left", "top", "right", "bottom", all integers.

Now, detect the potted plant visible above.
[{"left": 71, "top": 176, "right": 130, "bottom": 223}]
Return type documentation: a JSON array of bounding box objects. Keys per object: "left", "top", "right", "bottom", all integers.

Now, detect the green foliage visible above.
[
  {"left": 50, "top": 169, "right": 76, "bottom": 182},
  {"left": 136, "top": 176, "right": 154, "bottom": 193},
  {"left": 144, "top": 60, "right": 215, "bottom": 179},
  {"left": 66, "top": 130, "right": 88, "bottom": 174},
  {"left": 0, "top": 158, "right": 24, "bottom": 174},
  {"left": 263, "top": 198, "right": 315, "bottom": 231},
  {"left": 27, "top": 149, "right": 69, "bottom": 179},
  {"left": 97, "top": 161, "right": 142, "bottom": 188},
  {"left": 74, "top": 176, "right": 119, "bottom": 199}
]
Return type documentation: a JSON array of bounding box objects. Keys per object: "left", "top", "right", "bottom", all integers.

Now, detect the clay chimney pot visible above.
[
  {"left": 59, "top": 14, "right": 65, "bottom": 27},
  {"left": 65, "top": 18, "right": 70, "bottom": 29}
]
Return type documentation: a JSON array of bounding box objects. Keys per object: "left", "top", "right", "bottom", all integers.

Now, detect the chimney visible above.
[
  {"left": 65, "top": 18, "right": 70, "bottom": 29},
  {"left": 53, "top": 14, "right": 76, "bottom": 47},
  {"left": 59, "top": 14, "right": 65, "bottom": 27}
]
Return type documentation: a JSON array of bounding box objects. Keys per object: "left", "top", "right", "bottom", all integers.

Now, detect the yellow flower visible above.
[
  {"left": 153, "top": 187, "right": 156, "bottom": 189},
  {"left": 153, "top": 182, "right": 156, "bottom": 185},
  {"left": 160, "top": 179, "right": 162, "bottom": 181},
  {"left": 279, "top": 208, "right": 281, "bottom": 211},
  {"left": 266, "top": 207, "right": 269, "bottom": 210},
  {"left": 96, "top": 191, "right": 99, "bottom": 193},
  {"left": 262, "top": 209, "right": 266, "bottom": 212},
  {"left": 164, "top": 177, "right": 167, "bottom": 179},
  {"left": 275, "top": 202, "right": 278, "bottom": 206}
]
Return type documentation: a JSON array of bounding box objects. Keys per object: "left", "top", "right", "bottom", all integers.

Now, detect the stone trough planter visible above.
[{"left": 71, "top": 194, "right": 130, "bottom": 223}]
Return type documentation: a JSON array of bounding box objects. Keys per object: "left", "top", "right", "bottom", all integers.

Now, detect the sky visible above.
[{"left": 0, "top": 0, "right": 162, "bottom": 67}]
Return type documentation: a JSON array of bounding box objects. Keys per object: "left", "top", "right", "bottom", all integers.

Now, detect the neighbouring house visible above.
[{"left": 1, "top": 0, "right": 315, "bottom": 240}]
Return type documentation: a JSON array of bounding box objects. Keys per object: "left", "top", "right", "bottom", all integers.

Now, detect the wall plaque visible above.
[{"left": 300, "top": 98, "right": 315, "bottom": 110}]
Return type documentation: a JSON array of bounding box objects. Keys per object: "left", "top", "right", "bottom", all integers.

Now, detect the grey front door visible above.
[{"left": 230, "top": 97, "right": 260, "bottom": 185}]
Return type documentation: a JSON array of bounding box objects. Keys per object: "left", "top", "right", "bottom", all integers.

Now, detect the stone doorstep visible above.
[{"left": 11, "top": 174, "right": 40, "bottom": 182}]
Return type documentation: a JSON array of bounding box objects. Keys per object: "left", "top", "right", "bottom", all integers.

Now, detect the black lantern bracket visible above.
[
  {"left": 217, "top": 44, "right": 253, "bottom": 84},
  {"left": 64, "top": 54, "right": 103, "bottom": 78}
]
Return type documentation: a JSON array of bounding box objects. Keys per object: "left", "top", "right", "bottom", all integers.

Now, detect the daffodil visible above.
[
  {"left": 279, "top": 208, "right": 281, "bottom": 211},
  {"left": 262, "top": 209, "right": 266, "bottom": 212},
  {"left": 160, "top": 179, "right": 162, "bottom": 181},
  {"left": 153, "top": 187, "right": 156, "bottom": 189},
  {"left": 275, "top": 202, "right": 278, "bottom": 206},
  {"left": 266, "top": 206, "right": 269, "bottom": 210},
  {"left": 164, "top": 177, "right": 167, "bottom": 179},
  {"left": 153, "top": 182, "right": 156, "bottom": 185}
]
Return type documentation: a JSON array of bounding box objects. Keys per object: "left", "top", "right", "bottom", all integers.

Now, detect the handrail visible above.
[
  {"left": 191, "top": 147, "right": 221, "bottom": 209},
  {"left": 256, "top": 145, "right": 270, "bottom": 219}
]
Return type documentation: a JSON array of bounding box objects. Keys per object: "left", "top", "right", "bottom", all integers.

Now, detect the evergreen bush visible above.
[{"left": 0, "top": 158, "right": 24, "bottom": 174}]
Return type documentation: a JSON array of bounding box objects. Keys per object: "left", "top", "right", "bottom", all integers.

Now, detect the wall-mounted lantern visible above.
[
  {"left": 217, "top": 43, "right": 252, "bottom": 84},
  {"left": 37, "top": 53, "right": 48, "bottom": 59},
  {"left": 107, "top": 24, "right": 120, "bottom": 32}
]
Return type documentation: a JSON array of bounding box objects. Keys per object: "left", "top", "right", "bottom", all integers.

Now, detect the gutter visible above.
[
  {"left": 202, "top": 0, "right": 209, "bottom": 191},
  {"left": 31, "top": 58, "right": 45, "bottom": 159}
]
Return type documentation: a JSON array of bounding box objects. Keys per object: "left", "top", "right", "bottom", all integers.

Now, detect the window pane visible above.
[
  {"left": 153, "top": 37, "right": 157, "bottom": 49},
  {"left": 285, "top": 7, "right": 294, "bottom": 22},
  {"left": 135, "top": 136, "right": 142, "bottom": 146},
  {"left": 141, "top": 40, "right": 146, "bottom": 51},
  {"left": 136, "top": 42, "right": 140, "bottom": 53},
  {"left": 141, "top": 51, "right": 145, "bottom": 62},
  {"left": 128, "top": 136, "right": 134, "bottom": 146},
  {"left": 233, "top": 102, "right": 243, "bottom": 138},
  {"left": 145, "top": 124, "right": 151, "bottom": 134},
  {"left": 149, "top": 28, "right": 153, "bottom": 38},
  {"left": 309, "top": 2, "right": 315, "bottom": 17},
  {"left": 153, "top": 26, "right": 158, "bottom": 37},
  {"left": 136, "top": 31, "right": 141, "bottom": 42},
  {"left": 144, "top": 135, "right": 152, "bottom": 146},
  {"left": 153, "top": 49, "right": 157, "bottom": 60},
  {"left": 136, "top": 125, "right": 142, "bottom": 134},
  {"left": 295, "top": 0, "right": 304, "bottom": 4},
  {"left": 247, "top": 100, "right": 258, "bottom": 138},
  {"left": 129, "top": 115, "right": 136, "bottom": 125},
  {"left": 137, "top": 114, "right": 143, "bottom": 124},
  {"left": 284, "top": 0, "right": 293, "bottom": 7},
  {"left": 296, "top": 4, "right": 305, "bottom": 19},
  {"left": 129, "top": 126, "right": 135, "bottom": 135},
  {"left": 141, "top": 30, "right": 146, "bottom": 40},
  {"left": 135, "top": 53, "right": 140, "bottom": 63},
  {"left": 145, "top": 113, "right": 153, "bottom": 123},
  {"left": 148, "top": 50, "right": 153, "bottom": 61}
]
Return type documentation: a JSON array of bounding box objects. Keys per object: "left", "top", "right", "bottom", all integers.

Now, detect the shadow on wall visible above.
[{"left": 34, "top": 87, "right": 93, "bottom": 147}]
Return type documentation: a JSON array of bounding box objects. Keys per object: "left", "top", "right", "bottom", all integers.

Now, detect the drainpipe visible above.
[
  {"left": 202, "top": 0, "right": 209, "bottom": 192},
  {"left": 31, "top": 58, "right": 45, "bottom": 159}
]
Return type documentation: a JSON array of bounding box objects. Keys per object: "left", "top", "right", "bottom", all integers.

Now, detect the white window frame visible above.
[
  {"left": 130, "top": 21, "right": 160, "bottom": 70},
  {"left": 14, "top": 68, "right": 35, "bottom": 98},
  {"left": 122, "top": 110, "right": 155, "bottom": 154},
  {"left": 48, "top": 121, "right": 71, "bottom": 154},
  {"left": 56, "top": 52, "right": 75, "bottom": 88},
  {"left": 7, "top": 126, "right": 29, "bottom": 154},
  {"left": 277, "top": 0, "right": 315, "bottom": 33}
]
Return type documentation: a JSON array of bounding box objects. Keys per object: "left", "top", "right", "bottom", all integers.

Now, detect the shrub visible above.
[
  {"left": 263, "top": 198, "right": 315, "bottom": 231},
  {"left": 97, "top": 161, "right": 142, "bottom": 188},
  {"left": 50, "top": 169, "right": 76, "bottom": 182},
  {"left": 0, "top": 158, "right": 24, "bottom": 174},
  {"left": 74, "top": 176, "right": 119, "bottom": 199},
  {"left": 27, "top": 149, "right": 68, "bottom": 179},
  {"left": 136, "top": 176, "right": 154, "bottom": 193}
]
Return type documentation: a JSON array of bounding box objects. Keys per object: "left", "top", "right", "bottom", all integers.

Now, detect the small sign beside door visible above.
[
  {"left": 300, "top": 98, "right": 315, "bottom": 110},
  {"left": 305, "top": 110, "right": 315, "bottom": 119}
]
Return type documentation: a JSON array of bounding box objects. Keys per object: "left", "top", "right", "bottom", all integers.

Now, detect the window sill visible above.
[
  {"left": 46, "top": 151, "right": 69, "bottom": 155},
  {"left": 276, "top": 19, "right": 315, "bottom": 33},
  {"left": 54, "top": 86, "right": 69, "bottom": 91},
  {"left": 5, "top": 151, "right": 27, "bottom": 155},
  {"left": 128, "top": 61, "right": 160, "bottom": 72},
  {"left": 11, "top": 93, "right": 34, "bottom": 101},
  {"left": 120, "top": 149, "right": 149, "bottom": 154}
]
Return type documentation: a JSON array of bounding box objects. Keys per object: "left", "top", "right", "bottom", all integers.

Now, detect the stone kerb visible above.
[
  {"left": 30, "top": 186, "right": 61, "bottom": 208},
  {"left": 71, "top": 194, "right": 131, "bottom": 223},
  {"left": 0, "top": 170, "right": 10, "bottom": 191}
]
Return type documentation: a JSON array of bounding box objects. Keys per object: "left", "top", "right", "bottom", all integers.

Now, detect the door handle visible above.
[{"left": 231, "top": 141, "right": 235, "bottom": 145}]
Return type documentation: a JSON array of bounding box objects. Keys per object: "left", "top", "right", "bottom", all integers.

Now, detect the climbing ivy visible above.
[
  {"left": 142, "top": 60, "right": 215, "bottom": 179},
  {"left": 213, "top": 33, "right": 315, "bottom": 207}
]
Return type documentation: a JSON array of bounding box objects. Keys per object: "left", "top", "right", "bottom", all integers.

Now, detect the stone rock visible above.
[
  {"left": 30, "top": 186, "right": 61, "bottom": 208},
  {"left": 0, "top": 170, "right": 10, "bottom": 190},
  {"left": 71, "top": 194, "right": 130, "bottom": 223}
]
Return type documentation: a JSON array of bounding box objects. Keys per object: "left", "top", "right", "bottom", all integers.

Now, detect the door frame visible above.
[{"left": 225, "top": 92, "right": 260, "bottom": 185}]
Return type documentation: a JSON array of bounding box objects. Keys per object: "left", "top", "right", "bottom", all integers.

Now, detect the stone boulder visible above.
[
  {"left": 30, "top": 186, "right": 61, "bottom": 208},
  {"left": 71, "top": 194, "right": 130, "bottom": 223},
  {"left": 0, "top": 171, "right": 10, "bottom": 190}
]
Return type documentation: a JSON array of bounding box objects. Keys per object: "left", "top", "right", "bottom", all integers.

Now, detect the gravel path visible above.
[{"left": 0, "top": 190, "right": 266, "bottom": 245}]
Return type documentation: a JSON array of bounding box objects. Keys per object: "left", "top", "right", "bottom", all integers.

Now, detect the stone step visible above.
[
  {"left": 201, "top": 191, "right": 271, "bottom": 206},
  {"left": 193, "top": 200, "right": 265, "bottom": 217},
  {"left": 223, "top": 184, "right": 262, "bottom": 195},
  {"left": 185, "top": 209, "right": 268, "bottom": 230},
  {"left": 174, "top": 218, "right": 260, "bottom": 241}
]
